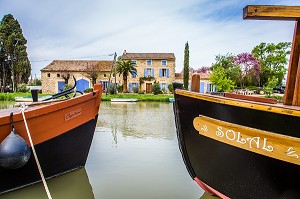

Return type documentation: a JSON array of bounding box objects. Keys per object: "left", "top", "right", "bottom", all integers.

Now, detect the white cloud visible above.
[{"left": 0, "top": 0, "right": 297, "bottom": 76}]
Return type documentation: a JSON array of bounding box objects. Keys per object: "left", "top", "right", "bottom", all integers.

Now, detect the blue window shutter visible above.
[
  {"left": 144, "top": 68, "right": 147, "bottom": 77},
  {"left": 129, "top": 83, "right": 132, "bottom": 92},
  {"left": 166, "top": 83, "right": 168, "bottom": 92},
  {"left": 166, "top": 69, "right": 169, "bottom": 78},
  {"left": 159, "top": 69, "right": 162, "bottom": 77},
  {"left": 151, "top": 69, "right": 154, "bottom": 77},
  {"left": 200, "top": 82, "right": 205, "bottom": 94}
]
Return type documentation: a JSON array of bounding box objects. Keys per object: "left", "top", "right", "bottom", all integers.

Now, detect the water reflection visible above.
[
  {"left": 0, "top": 101, "right": 16, "bottom": 110},
  {"left": 0, "top": 101, "right": 203, "bottom": 199},
  {"left": 97, "top": 101, "right": 176, "bottom": 141},
  {"left": 87, "top": 101, "right": 203, "bottom": 199},
  {"left": 0, "top": 168, "right": 94, "bottom": 199}
]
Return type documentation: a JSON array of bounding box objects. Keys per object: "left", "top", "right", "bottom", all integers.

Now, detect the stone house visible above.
[
  {"left": 41, "top": 60, "right": 115, "bottom": 94},
  {"left": 175, "top": 72, "right": 215, "bottom": 93},
  {"left": 121, "top": 51, "right": 176, "bottom": 93}
]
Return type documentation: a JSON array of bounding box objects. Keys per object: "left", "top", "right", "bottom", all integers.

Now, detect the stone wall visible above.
[{"left": 125, "top": 59, "right": 176, "bottom": 93}]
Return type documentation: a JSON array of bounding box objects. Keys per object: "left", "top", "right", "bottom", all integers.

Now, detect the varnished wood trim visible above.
[
  {"left": 243, "top": 5, "right": 300, "bottom": 21},
  {"left": 224, "top": 93, "right": 277, "bottom": 104},
  {"left": 284, "top": 22, "right": 300, "bottom": 105},
  {"left": 175, "top": 89, "right": 300, "bottom": 117},
  {"left": 191, "top": 74, "right": 200, "bottom": 92},
  {"left": 193, "top": 115, "right": 300, "bottom": 165}
]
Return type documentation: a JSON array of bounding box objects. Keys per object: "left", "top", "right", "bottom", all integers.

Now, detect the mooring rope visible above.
[{"left": 20, "top": 104, "right": 52, "bottom": 199}]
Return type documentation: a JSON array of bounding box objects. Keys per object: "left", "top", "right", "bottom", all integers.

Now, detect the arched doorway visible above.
[{"left": 76, "top": 79, "right": 89, "bottom": 92}]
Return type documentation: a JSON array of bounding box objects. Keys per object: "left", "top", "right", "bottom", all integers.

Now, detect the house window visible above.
[
  {"left": 146, "top": 60, "right": 152, "bottom": 66},
  {"left": 159, "top": 68, "right": 169, "bottom": 77},
  {"left": 47, "top": 73, "right": 50, "bottom": 77},
  {"left": 132, "top": 83, "right": 138, "bottom": 88},
  {"left": 145, "top": 68, "right": 153, "bottom": 77},
  {"left": 57, "top": 73, "right": 60, "bottom": 78},
  {"left": 129, "top": 82, "right": 139, "bottom": 92},
  {"left": 161, "top": 60, "right": 167, "bottom": 66},
  {"left": 103, "top": 74, "right": 107, "bottom": 77},
  {"left": 102, "top": 81, "right": 108, "bottom": 90},
  {"left": 131, "top": 60, "right": 137, "bottom": 65},
  {"left": 113, "top": 73, "right": 115, "bottom": 77}
]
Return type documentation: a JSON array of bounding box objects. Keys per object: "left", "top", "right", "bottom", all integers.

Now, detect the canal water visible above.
[{"left": 0, "top": 101, "right": 203, "bottom": 199}]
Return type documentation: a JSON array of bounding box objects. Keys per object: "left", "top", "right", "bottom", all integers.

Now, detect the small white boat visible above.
[{"left": 111, "top": 98, "right": 138, "bottom": 102}]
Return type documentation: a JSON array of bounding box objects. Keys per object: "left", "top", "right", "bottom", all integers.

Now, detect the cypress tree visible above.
[
  {"left": 183, "top": 41, "right": 189, "bottom": 90},
  {"left": 0, "top": 14, "right": 31, "bottom": 92}
]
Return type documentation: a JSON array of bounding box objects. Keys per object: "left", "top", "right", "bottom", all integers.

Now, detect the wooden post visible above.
[
  {"left": 243, "top": 5, "right": 300, "bottom": 106},
  {"left": 287, "top": 22, "right": 300, "bottom": 105},
  {"left": 191, "top": 74, "right": 201, "bottom": 92}
]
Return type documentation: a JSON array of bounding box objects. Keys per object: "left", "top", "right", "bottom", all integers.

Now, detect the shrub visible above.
[
  {"left": 108, "top": 83, "right": 117, "bottom": 94},
  {"left": 168, "top": 84, "right": 173, "bottom": 93},
  {"left": 132, "top": 87, "right": 138, "bottom": 93},
  {"left": 17, "top": 84, "right": 30, "bottom": 93},
  {"left": 63, "top": 84, "right": 73, "bottom": 91},
  {"left": 84, "top": 88, "right": 93, "bottom": 93},
  {"left": 152, "top": 81, "right": 162, "bottom": 95},
  {"left": 117, "top": 85, "right": 123, "bottom": 93}
]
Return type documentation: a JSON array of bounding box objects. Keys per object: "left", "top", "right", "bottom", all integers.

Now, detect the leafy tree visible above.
[
  {"left": 233, "top": 53, "right": 260, "bottom": 88},
  {"left": 0, "top": 14, "right": 31, "bottom": 92},
  {"left": 183, "top": 41, "right": 189, "bottom": 90},
  {"left": 251, "top": 42, "right": 291, "bottom": 86},
  {"left": 211, "top": 53, "right": 240, "bottom": 84},
  {"left": 116, "top": 60, "right": 136, "bottom": 92},
  {"left": 210, "top": 66, "right": 235, "bottom": 92},
  {"left": 189, "top": 66, "right": 211, "bottom": 73}
]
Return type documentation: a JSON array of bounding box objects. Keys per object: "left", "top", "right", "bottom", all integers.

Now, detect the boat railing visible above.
[{"left": 43, "top": 76, "right": 83, "bottom": 101}]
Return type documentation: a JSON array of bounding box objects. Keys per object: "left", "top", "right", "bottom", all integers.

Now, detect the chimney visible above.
[{"left": 123, "top": 50, "right": 127, "bottom": 54}]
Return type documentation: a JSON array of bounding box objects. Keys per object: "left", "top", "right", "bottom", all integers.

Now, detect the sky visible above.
[{"left": 0, "top": 0, "right": 298, "bottom": 77}]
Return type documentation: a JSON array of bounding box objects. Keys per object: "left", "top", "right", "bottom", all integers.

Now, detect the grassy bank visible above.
[
  {"left": 101, "top": 93, "right": 174, "bottom": 102},
  {"left": 0, "top": 92, "right": 32, "bottom": 101},
  {"left": 9, "top": 92, "right": 173, "bottom": 102},
  {"left": 1, "top": 92, "right": 50, "bottom": 101}
]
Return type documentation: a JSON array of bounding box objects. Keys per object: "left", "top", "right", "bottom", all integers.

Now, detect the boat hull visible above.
[
  {"left": 0, "top": 84, "right": 102, "bottom": 194},
  {"left": 174, "top": 90, "right": 300, "bottom": 199},
  {"left": 0, "top": 117, "right": 96, "bottom": 193}
]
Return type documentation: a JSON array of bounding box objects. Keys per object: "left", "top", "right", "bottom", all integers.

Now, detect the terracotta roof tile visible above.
[
  {"left": 175, "top": 72, "right": 210, "bottom": 79},
  {"left": 41, "top": 60, "right": 113, "bottom": 72},
  {"left": 122, "top": 52, "right": 175, "bottom": 60}
]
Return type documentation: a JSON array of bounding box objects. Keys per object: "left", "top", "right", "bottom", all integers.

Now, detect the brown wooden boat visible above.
[
  {"left": 173, "top": 5, "right": 300, "bottom": 199},
  {"left": 0, "top": 78, "right": 102, "bottom": 194}
]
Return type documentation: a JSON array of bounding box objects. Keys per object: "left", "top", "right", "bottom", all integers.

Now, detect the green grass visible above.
[
  {"left": 0, "top": 92, "right": 50, "bottom": 101},
  {"left": 1, "top": 92, "right": 173, "bottom": 102},
  {"left": 101, "top": 93, "right": 174, "bottom": 102}
]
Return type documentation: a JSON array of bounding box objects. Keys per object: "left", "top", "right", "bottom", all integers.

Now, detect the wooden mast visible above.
[{"left": 243, "top": 5, "right": 300, "bottom": 105}]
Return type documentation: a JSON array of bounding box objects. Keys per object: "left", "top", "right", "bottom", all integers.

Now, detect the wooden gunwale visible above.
[
  {"left": 175, "top": 89, "right": 300, "bottom": 117},
  {"left": 0, "top": 86, "right": 102, "bottom": 145}
]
